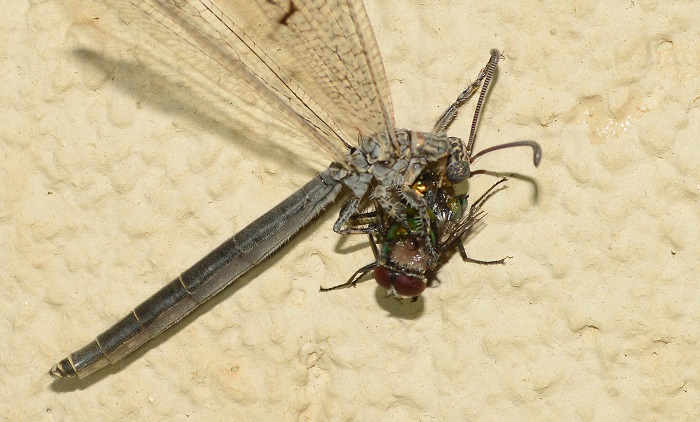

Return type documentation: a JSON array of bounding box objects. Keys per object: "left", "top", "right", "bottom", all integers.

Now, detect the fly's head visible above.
[
  {"left": 375, "top": 227, "right": 435, "bottom": 300},
  {"left": 373, "top": 265, "right": 427, "bottom": 300}
]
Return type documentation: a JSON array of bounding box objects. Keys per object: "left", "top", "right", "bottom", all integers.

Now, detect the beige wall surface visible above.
[{"left": 2, "top": 0, "right": 698, "bottom": 420}]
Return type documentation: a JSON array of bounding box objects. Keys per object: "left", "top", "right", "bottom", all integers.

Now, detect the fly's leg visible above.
[
  {"left": 320, "top": 235, "right": 380, "bottom": 292},
  {"left": 470, "top": 177, "right": 508, "bottom": 211},
  {"left": 459, "top": 177, "right": 511, "bottom": 265},
  {"left": 458, "top": 243, "right": 511, "bottom": 265},
  {"left": 319, "top": 262, "right": 378, "bottom": 291}
]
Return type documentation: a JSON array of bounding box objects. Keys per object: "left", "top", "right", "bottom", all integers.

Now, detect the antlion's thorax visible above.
[{"left": 336, "top": 129, "right": 452, "bottom": 199}]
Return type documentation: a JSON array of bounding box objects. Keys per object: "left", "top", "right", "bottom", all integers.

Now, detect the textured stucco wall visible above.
[{"left": 2, "top": 0, "right": 698, "bottom": 420}]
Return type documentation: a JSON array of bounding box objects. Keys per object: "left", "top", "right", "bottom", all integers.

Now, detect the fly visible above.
[{"left": 50, "top": 0, "right": 541, "bottom": 380}]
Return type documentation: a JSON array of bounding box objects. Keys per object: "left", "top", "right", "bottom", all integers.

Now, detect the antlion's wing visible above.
[
  {"left": 107, "top": 0, "right": 398, "bottom": 163},
  {"left": 254, "top": 0, "right": 399, "bottom": 152}
]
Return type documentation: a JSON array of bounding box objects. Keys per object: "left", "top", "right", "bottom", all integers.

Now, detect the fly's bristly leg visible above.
[
  {"left": 470, "top": 177, "right": 508, "bottom": 212},
  {"left": 458, "top": 243, "right": 511, "bottom": 266},
  {"left": 456, "top": 177, "right": 511, "bottom": 265},
  {"left": 319, "top": 262, "right": 378, "bottom": 292}
]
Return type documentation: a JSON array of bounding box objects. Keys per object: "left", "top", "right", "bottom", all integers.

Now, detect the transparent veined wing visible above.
[
  {"left": 255, "top": 0, "right": 399, "bottom": 153},
  {"left": 106, "top": 0, "right": 398, "bottom": 165}
]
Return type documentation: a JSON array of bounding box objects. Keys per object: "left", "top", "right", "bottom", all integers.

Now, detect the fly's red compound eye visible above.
[
  {"left": 373, "top": 265, "right": 393, "bottom": 290},
  {"left": 373, "top": 265, "right": 426, "bottom": 298},
  {"left": 393, "top": 273, "right": 426, "bottom": 297}
]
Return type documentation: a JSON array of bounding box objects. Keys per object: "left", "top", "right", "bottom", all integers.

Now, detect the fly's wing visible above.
[
  {"left": 255, "top": 0, "right": 399, "bottom": 153},
  {"left": 438, "top": 209, "right": 485, "bottom": 249}
]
